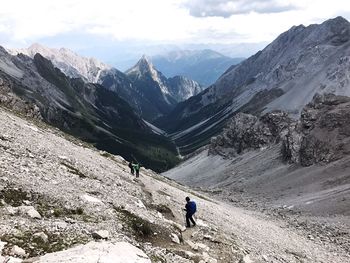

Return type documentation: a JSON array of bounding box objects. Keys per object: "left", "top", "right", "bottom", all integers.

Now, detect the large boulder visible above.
[{"left": 31, "top": 241, "right": 151, "bottom": 263}]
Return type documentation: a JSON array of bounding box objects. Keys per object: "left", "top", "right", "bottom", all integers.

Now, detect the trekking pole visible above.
[{"left": 183, "top": 210, "right": 187, "bottom": 229}]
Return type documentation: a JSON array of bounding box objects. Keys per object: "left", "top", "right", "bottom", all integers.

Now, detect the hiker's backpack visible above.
[{"left": 189, "top": 201, "right": 197, "bottom": 214}]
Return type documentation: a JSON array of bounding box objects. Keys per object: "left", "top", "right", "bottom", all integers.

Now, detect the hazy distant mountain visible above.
[
  {"left": 125, "top": 56, "right": 177, "bottom": 119},
  {"left": 120, "top": 56, "right": 203, "bottom": 120},
  {"left": 151, "top": 49, "right": 244, "bottom": 86},
  {"left": 156, "top": 16, "right": 350, "bottom": 155},
  {"left": 10, "top": 43, "right": 110, "bottom": 83},
  {"left": 0, "top": 47, "right": 178, "bottom": 171},
  {"left": 10, "top": 44, "right": 203, "bottom": 122},
  {"left": 167, "top": 75, "right": 202, "bottom": 102}
]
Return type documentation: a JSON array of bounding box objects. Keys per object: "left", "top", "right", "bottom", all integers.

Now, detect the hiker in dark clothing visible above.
[
  {"left": 184, "top": 196, "right": 196, "bottom": 228},
  {"left": 133, "top": 162, "right": 141, "bottom": 178},
  {"left": 128, "top": 161, "right": 134, "bottom": 175}
]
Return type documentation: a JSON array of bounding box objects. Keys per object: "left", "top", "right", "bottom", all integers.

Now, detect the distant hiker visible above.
[
  {"left": 133, "top": 162, "right": 141, "bottom": 178},
  {"left": 128, "top": 161, "right": 134, "bottom": 175},
  {"left": 184, "top": 196, "right": 196, "bottom": 228}
]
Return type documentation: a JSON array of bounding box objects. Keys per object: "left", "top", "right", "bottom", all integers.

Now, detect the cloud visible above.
[
  {"left": 0, "top": 0, "right": 193, "bottom": 45},
  {"left": 0, "top": 0, "right": 349, "bottom": 51},
  {"left": 184, "top": 0, "right": 298, "bottom": 17}
]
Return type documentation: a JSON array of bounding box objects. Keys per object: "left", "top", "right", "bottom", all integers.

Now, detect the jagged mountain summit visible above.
[
  {"left": 120, "top": 56, "right": 203, "bottom": 120},
  {"left": 9, "top": 43, "right": 110, "bottom": 83},
  {"left": 126, "top": 55, "right": 176, "bottom": 110},
  {"left": 167, "top": 75, "right": 203, "bottom": 102},
  {"left": 10, "top": 44, "right": 204, "bottom": 122},
  {"left": 0, "top": 46, "right": 178, "bottom": 171},
  {"left": 156, "top": 16, "right": 350, "bottom": 155},
  {"left": 151, "top": 49, "right": 244, "bottom": 86},
  {"left": 126, "top": 55, "right": 203, "bottom": 103}
]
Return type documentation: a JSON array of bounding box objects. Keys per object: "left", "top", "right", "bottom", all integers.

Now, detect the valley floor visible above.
[{"left": 0, "top": 106, "right": 349, "bottom": 263}]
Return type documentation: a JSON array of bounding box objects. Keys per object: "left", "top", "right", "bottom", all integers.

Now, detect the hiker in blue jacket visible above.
[{"left": 184, "top": 196, "right": 196, "bottom": 228}]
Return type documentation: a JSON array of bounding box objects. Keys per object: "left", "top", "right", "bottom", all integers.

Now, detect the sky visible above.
[{"left": 0, "top": 0, "right": 350, "bottom": 67}]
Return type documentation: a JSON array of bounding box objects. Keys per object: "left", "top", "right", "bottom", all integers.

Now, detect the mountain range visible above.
[
  {"left": 0, "top": 47, "right": 179, "bottom": 171},
  {"left": 151, "top": 49, "right": 244, "bottom": 87},
  {"left": 1, "top": 16, "right": 350, "bottom": 263},
  {"left": 10, "top": 43, "right": 110, "bottom": 83},
  {"left": 156, "top": 16, "right": 350, "bottom": 155},
  {"left": 3, "top": 16, "right": 350, "bottom": 169},
  {"left": 10, "top": 45, "right": 204, "bottom": 122}
]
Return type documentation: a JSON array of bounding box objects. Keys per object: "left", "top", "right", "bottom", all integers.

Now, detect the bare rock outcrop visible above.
[
  {"left": 0, "top": 76, "right": 42, "bottom": 120},
  {"left": 210, "top": 94, "right": 350, "bottom": 166},
  {"left": 28, "top": 241, "right": 151, "bottom": 263},
  {"left": 283, "top": 93, "right": 350, "bottom": 165},
  {"left": 209, "top": 111, "right": 292, "bottom": 157}
]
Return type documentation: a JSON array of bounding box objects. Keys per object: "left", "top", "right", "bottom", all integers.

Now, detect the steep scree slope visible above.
[{"left": 0, "top": 107, "right": 349, "bottom": 262}]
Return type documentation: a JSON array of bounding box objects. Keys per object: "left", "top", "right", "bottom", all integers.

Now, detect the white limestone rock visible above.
[
  {"left": 170, "top": 233, "right": 180, "bottom": 244},
  {"left": 81, "top": 194, "right": 103, "bottom": 204},
  {"left": 18, "top": 206, "right": 41, "bottom": 219},
  {"left": 240, "top": 254, "right": 253, "bottom": 263},
  {"left": 6, "top": 206, "right": 18, "bottom": 215},
  {"left": 11, "top": 245, "right": 26, "bottom": 257},
  {"left": 36, "top": 241, "right": 151, "bottom": 263}
]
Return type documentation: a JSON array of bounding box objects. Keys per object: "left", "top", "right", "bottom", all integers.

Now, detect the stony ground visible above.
[
  {"left": 0, "top": 106, "right": 349, "bottom": 263},
  {"left": 164, "top": 148, "right": 350, "bottom": 263}
]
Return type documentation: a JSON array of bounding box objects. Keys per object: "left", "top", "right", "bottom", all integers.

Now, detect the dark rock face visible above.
[
  {"left": 209, "top": 111, "right": 292, "bottom": 156},
  {"left": 124, "top": 56, "right": 202, "bottom": 120},
  {"left": 0, "top": 76, "right": 42, "bottom": 120},
  {"left": 284, "top": 93, "right": 350, "bottom": 165},
  {"left": 211, "top": 94, "right": 350, "bottom": 166}
]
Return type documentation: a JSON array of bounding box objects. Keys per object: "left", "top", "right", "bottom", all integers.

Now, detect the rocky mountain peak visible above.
[
  {"left": 126, "top": 55, "right": 156, "bottom": 78},
  {"left": 0, "top": 46, "right": 8, "bottom": 54},
  {"left": 9, "top": 43, "right": 110, "bottom": 83},
  {"left": 168, "top": 75, "right": 203, "bottom": 102},
  {"left": 309, "top": 16, "right": 350, "bottom": 45},
  {"left": 323, "top": 16, "right": 350, "bottom": 28},
  {"left": 258, "top": 16, "right": 350, "bottom": 64},
  {"left": 28, "top": 42, "right": 47, "bottom": 51},
  {"left": 33, "top": 53, "right": 51, "bottom": 67}
]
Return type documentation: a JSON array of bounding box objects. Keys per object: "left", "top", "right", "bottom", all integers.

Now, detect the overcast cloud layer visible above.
[
  {"left": 184, "top": 0, "right": 298, "bottom": 17},
  {"left": 0, "top": 0, "right": 349, "bottom": 59}
]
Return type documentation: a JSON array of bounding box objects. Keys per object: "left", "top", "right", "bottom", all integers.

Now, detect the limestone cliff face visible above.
[
  {"left": 210, "top": 94, "right": 350, "bottom": 167},
  {"left": 9, "top": 43, "right": 110, "bottom": 83},
  {"left": 209, "top": 111, "right": 292, "bottom": 157},
  {"left": 283, "top": 93, "right": 350, "bottom": 165}
]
